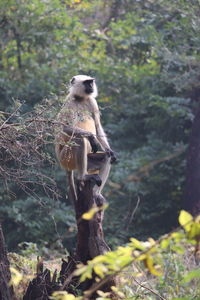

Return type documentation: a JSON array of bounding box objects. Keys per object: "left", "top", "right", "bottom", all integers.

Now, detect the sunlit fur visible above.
[{"left": 69, "top": 75, "right": 98, "bottom": 99}]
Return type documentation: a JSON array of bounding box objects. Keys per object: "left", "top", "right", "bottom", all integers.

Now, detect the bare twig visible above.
[
  {"left": 0, "top": 102, "right": 24, "bottom": 130},
  {"left": 125, "top": 196, "right": 140, "bottom": 230},
  {"left": 133, "top": 278, "right": 167, "bottom": 300}
]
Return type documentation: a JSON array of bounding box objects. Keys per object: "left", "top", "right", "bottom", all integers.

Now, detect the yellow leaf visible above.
[
  {"left": 145, "top": 255, "right": 162, "bottom": 276},
  {"left": 148, "top": 237, "right": 156, "bottom": 246},
  {"left": 92, "top": 255, "right": 105, "bottom": 264},
  {"left": 130, "top": 238, "right": 145, "bottom": 250},
  {"left": 94, "top": 264, "right": 107, "bottom": 278},
  {"left": 73, "top": 265, "right": 87, "bottom": 276},
  {"left": 97, "top": 290, "right": 111, "bottom": 297},
  {"left": 50, "top": 291, "right": 76, "bottom": 300},
  {"left": 160, "top": 239, "right": 170, "bottom": 249},
  {"left": 82, "top": 207, "right": 99, "bottom": 220},
  {"left": 136, "top": 253, "right": 147, "bottom": 261},
  {"left": 111, "top": 286, "right": 125, "bottom": 298},
  {"left": 80, "top": 268, "right": 93, "bottom": 282},
  {"left": 9, "top": 267, "right": 23, "bottom": 286},
  {"left": 179, "top": 210, "right": 193, "bottom": 232}
]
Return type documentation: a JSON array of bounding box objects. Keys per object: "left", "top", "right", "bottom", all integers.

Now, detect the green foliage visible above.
[
  {"left": 15, "top": 211, "right": 197, "bottom": 300},
  {"left": 1, "top": 0, "right": 200, "bottom": 250},
  {"left": 67, "top": 211, "right": 200, "bottom": 299},
  {"left": 1, "top": 194, "right": 76, "bottom": 249}
]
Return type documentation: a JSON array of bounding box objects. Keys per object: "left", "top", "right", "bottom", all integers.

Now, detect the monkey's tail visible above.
[{"left": 67, "top": 170, "right": 77, "bottom": 205}]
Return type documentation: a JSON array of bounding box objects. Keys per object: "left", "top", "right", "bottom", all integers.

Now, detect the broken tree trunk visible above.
[
  {"left": 0, "top": 223, "right": 16, "bottom": 300},
  {"left": 61, "top": 152, "right": 115, "bottom": 294},
  {"left": 23, "top": 152, "right": 115, "bottom": 299}
]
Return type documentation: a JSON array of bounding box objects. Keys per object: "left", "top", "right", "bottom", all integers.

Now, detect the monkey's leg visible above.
[
  {"left": 75, "top": 137, "right": 102, "bottom": 186},
  {"left": 75, "top": 137, "right": 88, "bottom": 180},
  {"left": 93, "top": 155, "right": 111, "bottom": 196}
]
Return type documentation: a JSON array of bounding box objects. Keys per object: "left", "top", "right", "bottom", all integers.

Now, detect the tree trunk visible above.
[
  {"left": 23, "top": 152, "right": 115, "bottom": 299},
  {"left": 184, "top": 107, "right": 200, "bottom": 215},
  {"left": 0, "top": 223, "right": 16, "bottom": 300}
]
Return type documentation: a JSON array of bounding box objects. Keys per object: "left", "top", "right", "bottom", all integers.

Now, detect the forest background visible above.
[{"left": 0, "top": 0, "right": 200, "bottom": 254}]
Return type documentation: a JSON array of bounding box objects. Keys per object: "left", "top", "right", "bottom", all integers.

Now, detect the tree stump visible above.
[
  {"left": 23, "top": 152, "right": 115, "bottom": 299},
  {"left": 0, "top": 223, "right": 16, "bottom": 300},
  {"left": 61, "top": 152, "right": 115, "bottom": 294}
]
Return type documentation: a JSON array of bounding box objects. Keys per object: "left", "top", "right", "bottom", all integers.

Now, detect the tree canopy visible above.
[{"left": 0, "top": 0, "right": 200, "bottom": 250}]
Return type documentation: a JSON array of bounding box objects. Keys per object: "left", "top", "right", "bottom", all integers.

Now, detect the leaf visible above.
[
  {"left": 82, "top": 207, "right": 99, "bottom": 220},
  {"left": 130, "top": 238, "right": 145, "bottom": 250},
  {"left": 50, "top": 291, "right": 77, "bottom": 300},
  {"left": 145, "top": 255, "right": 162, "bottom": 276},
  {"left": 172, "top": 298, "right": 190, "bottom": 300},
  {"left": 136, "top": 253, "right": 147, "bottom": 261},
  {"left": 188, "top": 223, "right": 200, "bottom": 239},
  {"left": 171, "top": 244, "right": 185, "bottom": 254},
  {"left": 94, "top": 264, "right": 108, "bottom": 278},
  {"left": 92, "top": 255, "right": 105, "bottom": 264},
  {"left": 160, "top": 239, "right": 170, "bottom": 249},
  {"left": 97, "top": 290, "right": 111, "bottom": 298},
  {"left": 80, "top": 269, "right": 93, "bottom": 282},
  {"left": 179, "top": 210, "right": 193, "bottom": 232},
  {"left": 9, "top": 267, "right": 23, "bottom": 286},
  {"left": 183, "top": 269, "right": 200, "bottom": 283},
  {"left": 73, "top": 265, "right": 87, "bottom": 276}
]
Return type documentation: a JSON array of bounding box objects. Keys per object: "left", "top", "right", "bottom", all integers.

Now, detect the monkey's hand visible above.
[
  {"left": 88, "top": 135, "right": 99, "bottom": 153},
  {"left": 105, "top": 148, "right": 117, "bottom": 164}
]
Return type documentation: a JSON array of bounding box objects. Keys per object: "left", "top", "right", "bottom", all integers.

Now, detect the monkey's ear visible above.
[{"left": 70, "top": 77, "right": 75, "bottom": 85}]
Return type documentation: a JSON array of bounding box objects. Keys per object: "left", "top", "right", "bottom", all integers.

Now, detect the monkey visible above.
[{"left": 55, "top": 75, "right": 116, "bottom": 203}]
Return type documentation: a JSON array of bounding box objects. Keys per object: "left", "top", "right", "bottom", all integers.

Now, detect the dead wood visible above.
[{"left": 0, "top": 223, "right": 16, "bottom": 300}]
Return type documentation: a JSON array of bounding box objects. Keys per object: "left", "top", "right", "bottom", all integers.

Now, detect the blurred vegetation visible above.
[
  {"left": 10, "top": 211, "right": 200, "bottom": 299},
  {"left": 0, "top": 0, "right": 200, "bottom": 251}
]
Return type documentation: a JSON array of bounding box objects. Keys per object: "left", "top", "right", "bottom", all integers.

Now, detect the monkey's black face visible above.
[{"left": 83, "top": 79, "right": 94, "bottom": 94}]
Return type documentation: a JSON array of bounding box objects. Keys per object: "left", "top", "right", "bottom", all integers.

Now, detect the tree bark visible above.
[
  {"left": 0, "top": 223, "right": 16, "bottom": 300},
  {"left": 23, "top": 152, "right": 115, "bottom": 299},
  {"left": 184, "top": 107, "right": 200, "bottom": 215}
]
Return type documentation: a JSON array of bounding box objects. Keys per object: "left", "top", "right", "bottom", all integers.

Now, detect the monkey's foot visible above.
[
  {"left": 77, "top": 175, "right": 102, "bottom": 191},
  {"left": 86, "top": 174, "right": 102, "bottom": 186},
  {"left": 94, "top": 194, "right": 107, "bottom": 206},
  {"left": 84, "top": 174, "right": 102, "bottom": 187}
]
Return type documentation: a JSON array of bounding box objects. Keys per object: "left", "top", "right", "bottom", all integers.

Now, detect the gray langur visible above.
[{"left": 55, "top": 75, "right": 116, "bottom": 203}]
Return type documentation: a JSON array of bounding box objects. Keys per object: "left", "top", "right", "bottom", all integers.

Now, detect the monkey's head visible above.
[{"left": 69, "top": 75, "right": 98, "bottom": 100}]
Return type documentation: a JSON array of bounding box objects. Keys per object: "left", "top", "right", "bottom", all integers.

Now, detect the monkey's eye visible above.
[{"left": 84, "top": 79, "right": 94, "bottom": 86}]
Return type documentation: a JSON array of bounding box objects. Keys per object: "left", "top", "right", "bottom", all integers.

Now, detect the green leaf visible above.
[
  {"left": 188, "top": 223, "right": 200, "bottom": 239},
  {"left": 130, "top": 238, "right": 145, "bottom": 250},
  {"left": 160, "top": 239, "right": 170, "bottom": 249},
  {"left": 171, "top": 244, "right": 185, "bottom": 254},
  {"left": 183, "top": 269, "right": 200, "bottom": 283},
  {"left": 172, "top": 298, "right": 191, "bottom": 300}
]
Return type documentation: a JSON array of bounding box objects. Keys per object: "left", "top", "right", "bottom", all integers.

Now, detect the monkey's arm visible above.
[
  {"left": 94, "top": 112, "right": 117, "bottom": 163},
  {"left": 94, "top": 114, "right": 110, "bottom": 151},
  {"left": 63, "top": 125, "right": 93, "bottom": 138},
  {"left": 63, "top": 125, "right": 99, "bottom": 153}
]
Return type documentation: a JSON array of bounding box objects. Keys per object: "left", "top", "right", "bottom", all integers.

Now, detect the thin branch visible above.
[
  {"left": 124, "top": 196, "right": 140, "bottom": 230},
  {"left": 133, "top": 278, "right": 167, "bottom": 300},
  {"left": 0, "top": 102, "right": 24, "bottom": 130},
  {"left": 108, "top": 147, "right": 185, "bottom": 194}
]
